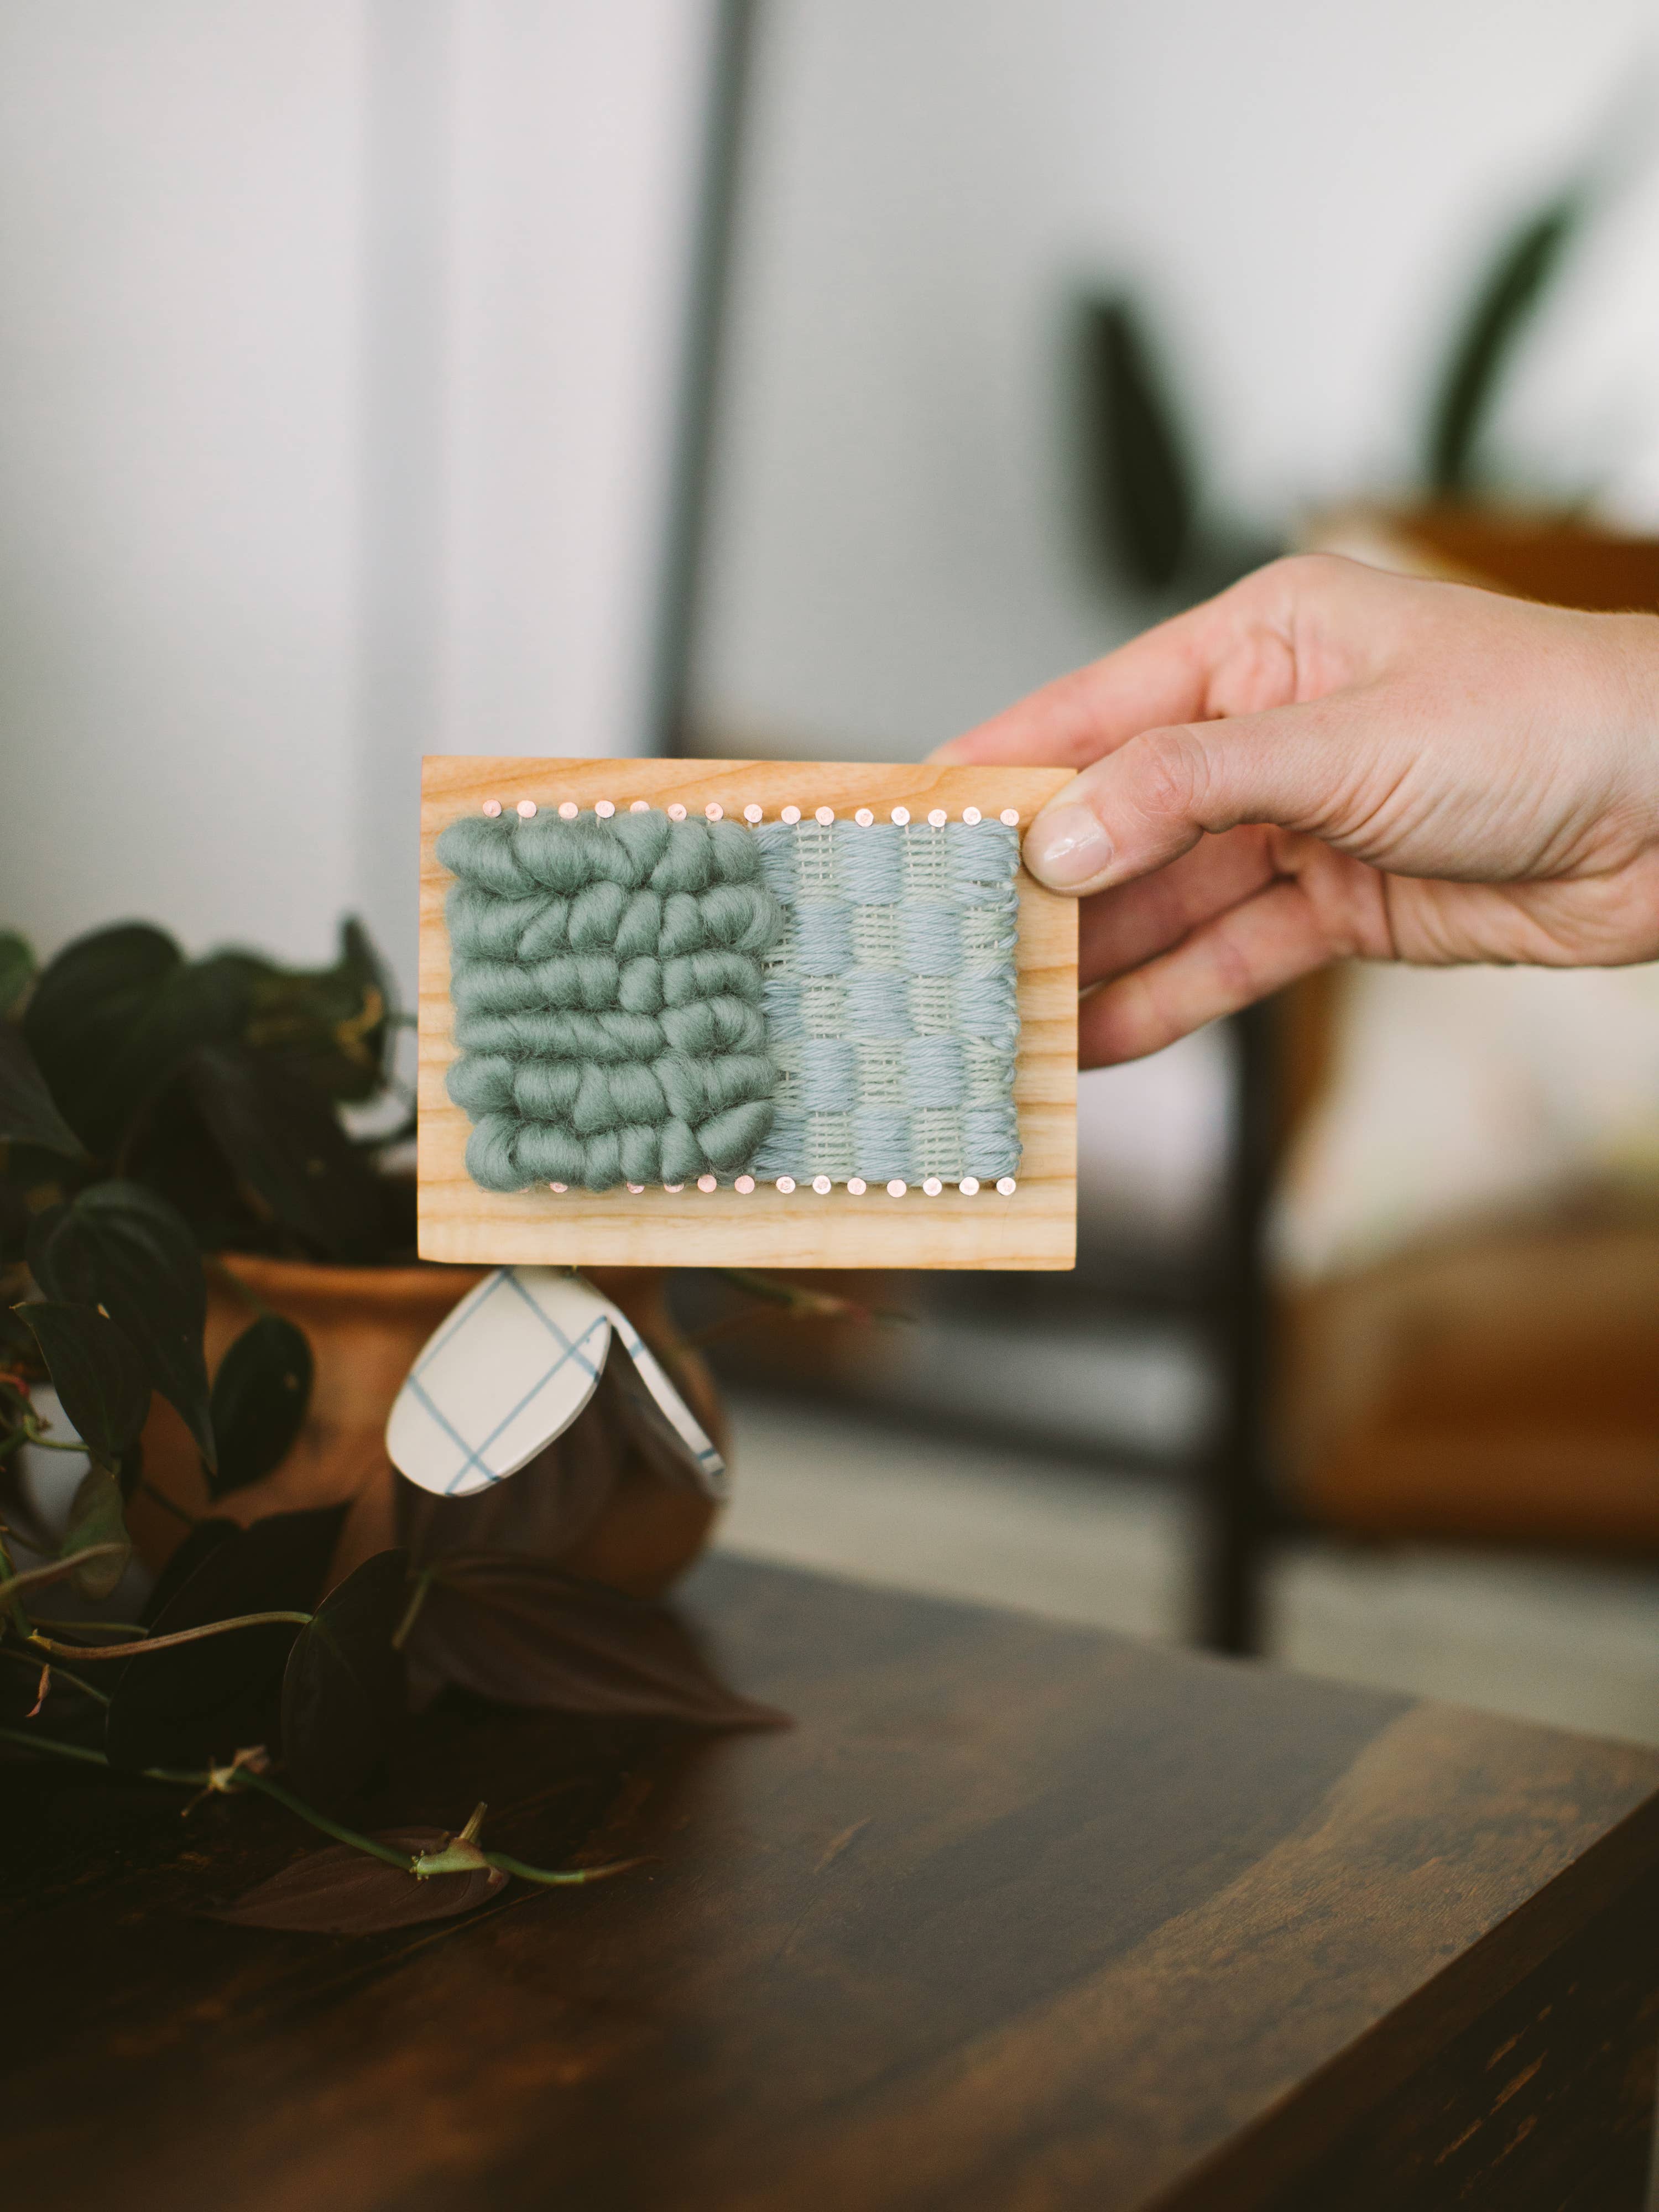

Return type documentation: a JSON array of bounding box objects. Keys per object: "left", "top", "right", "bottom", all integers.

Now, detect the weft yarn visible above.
[
  {"left": 749, "top": 817, "right": 1022, "bottom": 1185},
  {"left": 439, "top": 808, "right": 785, "bottom": 1192}
]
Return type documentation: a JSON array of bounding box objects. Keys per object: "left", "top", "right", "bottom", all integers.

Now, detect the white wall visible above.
[
  {"left": 0, "top": 3, "right": 364, "bottom": 971},
  {"left": 691, "top": 0, "right": 1658, "bottom": 1245},
  {"left": 0, "top": 1, "right": 714, "bottom": 998},
  {"left": 696, "top": 0, "right": 1659, "bottom": 762}
]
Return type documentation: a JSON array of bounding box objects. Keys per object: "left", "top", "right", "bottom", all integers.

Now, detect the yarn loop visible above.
[{"left": 439, "top": 808, "right": 784, "bottom": 1192}]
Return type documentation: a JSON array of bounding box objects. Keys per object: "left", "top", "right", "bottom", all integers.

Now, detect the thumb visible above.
[{"left": 1021, "top": 699, "right": 1355, "bottom": 894}]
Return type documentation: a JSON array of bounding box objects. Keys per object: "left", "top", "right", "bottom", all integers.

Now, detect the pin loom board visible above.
[{"left": 418, "top": 758, "right": 1077, "bottom": 1269}]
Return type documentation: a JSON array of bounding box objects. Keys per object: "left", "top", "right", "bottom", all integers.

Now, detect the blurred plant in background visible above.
[{"left": 1077, "top": 178, "right": 1592, "bottom": 601}]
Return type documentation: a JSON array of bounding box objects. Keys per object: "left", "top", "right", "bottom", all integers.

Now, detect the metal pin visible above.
[
  {"left": 743, "top": 803, "right": 763, "bottom": 823},
  {"left": 847, "top": 1177, "right": 867, "bottom": 1194},
  {"left": 518, "top": 800, "right": 538, "bottom": 818},
  {"left": 781, "top": 805, "right": 801, "bottom": 824},
  {"left": 625, "top": 1182, "right": 644, "bottom": 1193},
  {"left": 706, "top": 802, "right": 724, "bottom": 821},
  {"left": 1000, "top": 808, "right": 1020, "bottom": 827},
  {"left": 549, "top": 1182, "right": 568, "bottom": 1193},
  {"left": 811, "top": 1175, "right": 832, "bottom": 1193},
  {"left": 997, "top": 1176, "right": 1018, "bottom": 1195},
  {"left": 667, "top": 802, "right": 687, "bottom": 821},
  {"left": 482, "top": 799, "right": 503, "bottom": 817},
  {"left": 959, "top": 1177, "right": 980, "bottom": 1195},
  {"left": 815, "top": 806, "right": 835, "bottom": 825},
  {"left": 734, "top": 1175, "right": 756, "bottom": 1194},
  {"left": 697, "top": 1173, "right": 718, "bottom": 1192},
  {"left": 890, "top": 806, "right": 910, "bottom": 826},
  {"left": 926, "top": 808, "right": 946, "bottom": 827},
  {"left": 886, "top": 1179, "right": 907, "bottom": 1197},
  {"left": 962, "top": 806, "right": 982, "bottom": 825},
  {"left": 922, "top": 1177, "right": 943, "bottom": 1195},
  {"left": 630, "top": 799, "right": 651, "bottom": 812},
  {"left": 557, "top": 801, "right": 578, "bottom": 820},
  {"left": 854, "top": 807, "right": 874, "bottom": 827},
  {"left": 596, "top": 800, "right": 615, "bottom": 818},
  {"left": 664, "top": 1182, "right": 685, "bottom": 1192},
  {"left": 775, "top": 1176, "right": 797, "bottom": 1193}
]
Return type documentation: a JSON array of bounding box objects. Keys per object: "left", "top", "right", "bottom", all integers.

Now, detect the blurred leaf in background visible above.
[
  {"left": 1077, "top": 294, "right": 1197, "bottom": 594},
  {"left": 22, "top": 917, "right": 395, "bottom": 1162},
  {"left": 1425, "top": 189, "right": 1587, "bottom": 497}
]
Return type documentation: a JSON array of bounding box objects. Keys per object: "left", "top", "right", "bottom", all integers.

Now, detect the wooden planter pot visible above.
[{"left": 127, "top": 1258, "right": 723, "bottom": 1600}]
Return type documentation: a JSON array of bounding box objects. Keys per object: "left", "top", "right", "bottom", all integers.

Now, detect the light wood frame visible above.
[{"left": 419, "top": 758, "right": 1077, "bottom": 1269}]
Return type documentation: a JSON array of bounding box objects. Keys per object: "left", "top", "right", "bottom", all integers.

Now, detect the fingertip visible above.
[
  {"left": 1023, "top": 801, "right": 1114, "bottom": 893},
  {"left": 926, "top": 735, "right": 981, "bottom": 765}
]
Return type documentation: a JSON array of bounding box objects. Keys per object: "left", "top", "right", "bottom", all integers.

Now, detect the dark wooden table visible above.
[{"left": 6, "top": 1554, "right": 1659, "bottom": 2211}]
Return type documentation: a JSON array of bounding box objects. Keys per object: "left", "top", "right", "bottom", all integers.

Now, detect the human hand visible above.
[{"left": 933, "top": 554, "right": 1659, "bottom": 1065}]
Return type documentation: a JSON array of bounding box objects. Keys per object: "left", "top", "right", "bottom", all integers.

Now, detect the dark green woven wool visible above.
[{"left": 438, "top": 808, "right": 785, "bottom": 1193}]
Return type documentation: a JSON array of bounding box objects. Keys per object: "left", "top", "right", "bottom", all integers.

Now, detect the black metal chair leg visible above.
[{"left": 1197, "top": 997, "right": 1278, "bottom": 1654}]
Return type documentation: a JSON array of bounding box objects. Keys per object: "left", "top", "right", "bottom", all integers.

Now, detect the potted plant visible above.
[{"left": 0, "top": 916, "right": 782, "bottom": 1932}]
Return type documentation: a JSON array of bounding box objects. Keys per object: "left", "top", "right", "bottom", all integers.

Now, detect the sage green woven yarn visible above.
[{"left": 439, "top": 808, "right": 785, "bottom": 1192}]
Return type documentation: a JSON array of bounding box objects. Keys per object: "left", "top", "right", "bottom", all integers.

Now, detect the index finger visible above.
[{"left": 931, "top": 613, "right": 1215, "bottom": 770}]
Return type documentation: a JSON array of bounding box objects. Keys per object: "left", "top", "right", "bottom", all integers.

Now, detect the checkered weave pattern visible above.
[{"left": 748, "top": 817, "right": 1021, "bottom": 1183}]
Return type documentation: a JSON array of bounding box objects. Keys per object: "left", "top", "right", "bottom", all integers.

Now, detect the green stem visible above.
[
  {"left": 0, "top": 1726, "right": 416, "bottom": 1872},
  {"left": 26, "top": 1609, "right": 311, "bottom": 1661},
  {"left": 483, "top": 1851, "right": 643, "bottom": 1888},
  {"left": 390, "top": 1566, "right": 436, "bottom": 1652},
  {"left": 0, "top": 1724, "right": 207, "bottom": 1788},
  {"left": 0, "top": 1528, "right": 34, "bottom": 1638},
  {"left": 1, "top": 1726, "right": 638, "bottom": 1895},
  {"left": 204, "top": 1257, "right": 277, "bottom": 1324},
  {"left": 29, "top": 1617, "right": 151, "bottom": 1637},
  {"left": 138, "top": 1479, "right": 199, "bottom": 1529},
  {"left": 0, "top": 1642, "right": 110, "bottom": 1707},
  {"left": 0, "top": 1544, "right": 128, "bottom": 1613},
  {"left": 227, "top": 1770, "right": 417, "bottom": 1871}
]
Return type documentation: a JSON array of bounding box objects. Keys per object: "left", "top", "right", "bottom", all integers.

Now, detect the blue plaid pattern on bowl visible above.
[
  {"left": 387, "top": 1267, "right": 612, "bottom": 1498},
  {"left": 386, "top": 1266, "right": 729, "bottom": 1502}
]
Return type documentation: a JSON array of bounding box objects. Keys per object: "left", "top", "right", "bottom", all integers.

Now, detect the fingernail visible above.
[{"left": 1025, "top": 804, "right": 1113, "bottom": 888}]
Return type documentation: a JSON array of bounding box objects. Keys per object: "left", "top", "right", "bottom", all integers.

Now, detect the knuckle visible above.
[
  {"left": 1259, "top": 550, "right": 1352, "bottom": 599},
  {"left": 1135, "top": 726, "right": 1211, "bottom": 824}
]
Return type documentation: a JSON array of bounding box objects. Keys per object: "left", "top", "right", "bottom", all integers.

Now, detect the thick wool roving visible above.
[{"left": 439, "top": 808, "right": 785, "bottom": 1192}]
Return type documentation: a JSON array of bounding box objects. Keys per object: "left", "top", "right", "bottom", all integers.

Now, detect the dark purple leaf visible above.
[
  {"left": 28, "top": 1181, "right": 214, "bottom": 1467},
  {"left": 0, "top": 931, "right": 34, "bottom": 1018},
  {"left": 208, "top": 1314, "right": 312, "bottom": 1499},
  {"left": 0, "top": 1021, "right": 84, "bottom": 1159},
  {"left": 22, "top": 922, "right": 187, "bottom": 1154},
  {"left": 180, "top": 1044, "right": 389, "bottom": 1263},
  {"left": 106, "top": 1506, "right": 346, "bottom": 1771},
  {"left": 280, "top": 1549, "right": 408, "bottom": 1810},
  {"left": 140, "top": 1518, "right": 239, "bottom": 1627},
  {"left": 209, "top": 1828, "right": 505, "bottom": 1934},
  {"left": 18, "top": 1302, "right": 150, "bottom": 1460},
  {"left": 405, "top": 1556, "right": 788, "bottom": 1730},
  {"left": 395, "top": 1378, "right": 618, "bottom": 1569}
]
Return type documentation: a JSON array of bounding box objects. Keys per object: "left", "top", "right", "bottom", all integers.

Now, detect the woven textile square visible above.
[
  {"left": 750, "top": 817, "right": 1021, "bottom": 1185},
  {"left": 437, "top": 808, "right": 785, "bottom": 1192},
  {"left": 439, "top": 808, "right": 1022, "bottom": 1192}
]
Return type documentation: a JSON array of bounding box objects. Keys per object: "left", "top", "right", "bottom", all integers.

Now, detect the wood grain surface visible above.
[
  {"left": 417, "top": 758, "right": 1078, "bottom": 1269},
  {"left": 6, "top": 1554, "right": 1658, "bottom": 2211}
]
